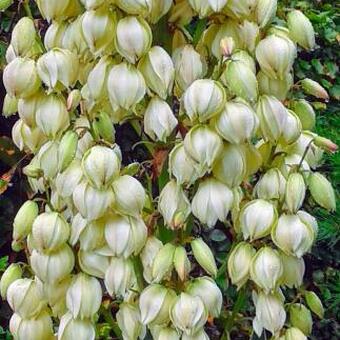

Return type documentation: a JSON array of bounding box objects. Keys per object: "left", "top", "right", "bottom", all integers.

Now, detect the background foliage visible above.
[{"left": 0, "top": 0, "right": 339, "bottom": 338}]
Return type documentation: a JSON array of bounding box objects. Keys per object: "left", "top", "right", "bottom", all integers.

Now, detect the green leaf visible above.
[{"left": 0, "top": 256, "right": 8, "bottom": 271}]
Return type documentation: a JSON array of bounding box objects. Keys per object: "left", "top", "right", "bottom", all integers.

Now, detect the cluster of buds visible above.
[{"left": 1, "top": 0, "right": 336, "bottom": 339}]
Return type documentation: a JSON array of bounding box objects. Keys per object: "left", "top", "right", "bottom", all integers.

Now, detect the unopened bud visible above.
[
  {"left": 58, "top": 131, "right": 78, "bottom": 172},
  {"left": 152, "top": 243, "right": 176, "bottom": 283},
  {"left": 13, "top": 200, "right": 38, "bottom": 242},
  {"left": 58, "top": 312, "right": 96, "bottom": 340},
  {"left": 313, "top": 136, "right": 338, "bottom": 153},
  {"left": 288, "top": 10, "right": 315, "bottom": 50},
  {"left": 173, "top": 246, "right": 190, "bottom": 281},
  {"left": 289, "top": 304, "right": 313, "bottom": 335},
  {"left": 256, "top": 0, "right": 277, "bottom": 28},
  {"left": 92, "top": 112, "right": 115, "bottom": 143},
  {"left": 281, "top": 252, "right": 305, "bottom": 288},
  {"left": 305, "top": 291, "right": 324, "bottom": 319},
  {"left": 220, "top": 37, "right": 235, "bottom": 57},
  {"left": 301, "top": 78, "right": 329, "bottom": 101},
  {"left": 308, "top": 172, "right": 336, "bottom": 211},
  {"left": 290, "top": 99, "right": 316, "bottom": 130},
  {"left": 191, "top": 238, "right": 217, "bottom": 277},
  {"left": 0, "top": 264, "right": 22, "bottom": 300}
]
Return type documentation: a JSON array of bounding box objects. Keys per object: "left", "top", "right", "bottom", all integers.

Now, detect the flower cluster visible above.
[{"left": 1, "top": 0, "right": 336, "bottom": 339}]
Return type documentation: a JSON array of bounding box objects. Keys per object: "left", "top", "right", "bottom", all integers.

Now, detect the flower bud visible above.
[
  {"left": 285, "top": 173, "right": 306, "bottom": 213},
  {"left": 3, "top": 57, "right": 41, "bottom": 98},
  {"left": 256, "top": 95, "right": 288, "bottom": 142},
  {"left": 256, "top": 35, "right": 296, "bottom": 80},
  {"left": 255, "top": 0, "right": 277, "bottom": 28},
  {"left": 305, "top": 291, "right": 324, "bottom": 319},
  {"left": 13, "top": 200, "right": 38, "bottom": 242},
  {"left": 289, "top": 304, "right": 313, "bottom": 335},
  {"left": 0, "top": 264, "right": 22, "bottom": 300},
  {"left": 168, "top": 143, "right": 200, "bottom": 185},
  {"left": 11, "top": 17, "right": 36, "bottom": 57},
  {"left": 117, "top": 303, "right": 144, "bottom": 340},
  {"left": 104, "top": 257, "right": 136, "bottom": 297},
  {"left": 152, "top": 243, "right": 176, "bottom": 283},
  {"left": 191, "top": 238, "right": 217, "bottom": 277},
  {"left": 141, "top": 237, "right": 163, "bottom": 283},
  {"left": 308, "top": 172, "right": 336, "bottom": 211},
  {"left": 192, "top": 177, "right": 233, "bottom": 228},
  {"left": 173, "top": 246, "right": 191, "bottom": 281},
  {"left": 272, "top": 214, "right": 314, "bottom": 258},
  {"left": 104, "top": 214, "right": 147, "bottom": 258},
  {"left": 284, "top": 327, "right": 307, "bottom": 340},
  {"left": 184, "top": 125, "right": 223, "bottom": 173},
  {"left": 151, "top": 326, "right": 180, "bottom": 340},
  {"left": 170, "top": 293, "right": 208, "bottom": 336},
  {"left": 139, "top": 284, "right": 176, "bottom": 325},
  {"left": 82, "top": 8, "right": 116, "bottom": 55},
  {"left": 212, "top": 144, "right": 246, "bottom": 188},
  {"left": 115, "top": 0, "right": 151, "bottom": 16},
  {"left": 31, "top": 245, "right": 75, "bottom": 283},
  {"left": 115, "top": 16, "right": 152, "bottom": 64},
  {"left": 290, "top": 100, "right": 315, "bottom": 130},
  {"left": 158, "top": 180, "right": 191, "bottom": 230},
  {"left": 58, "top": 131, "right": 78, "bottom": 172},
  {"left": 221, "top": 60, "right": 258, "bottom": 103},
  {"left": 82, "top": 145, "right": 121, "bottom": 189},
  {"left": 32, "top": 212, "right": 70, "bottom": 252},
  {"left": 288, "top": 10, "right": 315, "bottom": 50},
  {"left": 0, "top": 0, "right": 13, "bottom": 11},
  {"left": 37, "top": 48, "right": 79, "bottom": 90},
  {"left": 10, "top": 311, "right": 54, "bottom": 340},
  {"left": 112, "top": 175, "right": 146, "bottom": 216},
  {"left": 301, "top": 78, "right": 329, "bottom": 100},
  {"left": 73, "top": 180, "right": 115, "bottom": 220},
  {"left": 138, "top": 46, "right": 175, "bottom": 99},
  {"left": 250, "top": 247, "right": 283, "bottom": 293},
  {"left": 281, "top": 252, "right": 305, "bottom": 288},
  {"left": 215, "top": 100, "right": 258, "bottom": 144},
  {"left": 107, "top": 62, "right": 146, "bottom": 112},
  {"left": 227, "top": 242, "right": 255, "bottom": 289},
  {"left": 149, "top": 0, "right": 173, "bottom": 24},
  {"left": 186, "top": 277, "right": 222, "bottom": 318},
  {"left": 313, "top": 135, "right": 338, "bottom": 153},
  {"left": 238, "top": 189, "right": 270, "bottom": 229},
  {"left": 36, "top": 94, "right": 69, "bottom": 139},
  {"left": 56, "top": 160, "right": 83, "bottom": 198},
  {"left": 220, "top": 37, "right": 235, "bottom": 57},
  {"left": 66, "top": 273, "right": 102, "bottom": 319},
  {"left": 6, "top": 278, "right": 45, "bottom": 318},
  {"left": 257, "top": 71, "right": 293, "bottom": 101},
  {"left": 182, "top": 79, "right": 226, "bottom": 123},
  {"left": 92, "top": 112, "right": 115, "bottom": 143},
  {"left": 2, "top": 94, "right": 18, "bottom": 117},
  {"left": 253, "top": 291, "right": 286, "bottom": 336},
  {"left": 173, "top": 44, "right": 207, "bottom": 92},
  {"left": 58, "top": 312, "right": 95, "bottom": 340},
  {"left": 144, "top": 97, "right": 178, "bottom": 142}
]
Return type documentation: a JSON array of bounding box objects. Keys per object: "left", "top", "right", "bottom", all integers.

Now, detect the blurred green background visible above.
[{"left": 0, "top": 0, "right": 339, "bottom": 339}]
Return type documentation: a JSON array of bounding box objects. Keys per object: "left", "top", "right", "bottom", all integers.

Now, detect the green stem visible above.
[
  {"left": 222, "top": 288, "right": 247, "bottom": 338},
  {"left": 100, "top": 307, "right": 122, "bottom": 339},
  {"left": 132, "top": 256, "right": 145, "bottom": 291},
  {"left": 22, "top": 0, "right": 33, "bottom": 19}
]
